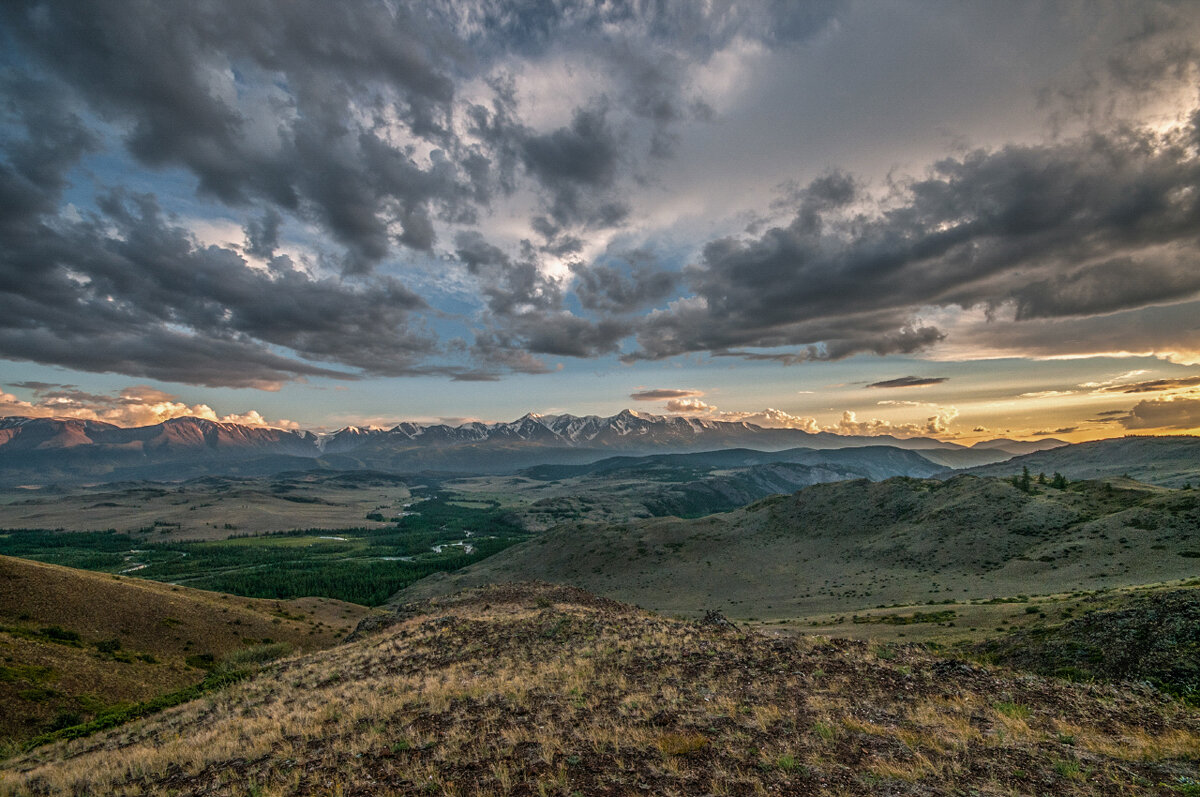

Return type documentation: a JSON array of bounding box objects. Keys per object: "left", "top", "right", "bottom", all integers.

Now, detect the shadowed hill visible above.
[
  {"left": 2, "top": 583, "right": 1197, "bottom": 795},
  {"left": 517, "top": 445, "right": 947, "bottom": 481},
  {"left": 502, "top": 445, "right": 950, "bottom": 529},
  {"left": 958, "top": 435, "right": 1200, "bottom": 488},
  {"left": 0, "top": 556, "right": 372, "bottom": 743},
  {"left": 396, "top": 475, "right": 1200, "bottom": 619}
]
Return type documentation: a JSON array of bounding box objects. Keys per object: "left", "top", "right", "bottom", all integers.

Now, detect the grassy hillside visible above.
[
  {"left": 959, "top": 435, "right": 1200, "bottom": 488},
  {"left": 397, "top": 475, "right": 1200, "bottom": 620},
  {"left": 0, "top": 556, "right": 373, "bottom": 745},
  {"left": 2, "top": 583, "right": 1197, "bottom": 795}
]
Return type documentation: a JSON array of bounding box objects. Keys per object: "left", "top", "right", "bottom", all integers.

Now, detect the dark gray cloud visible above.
[
  {"left": 518, "top": 314, "right": 631, "bottom": 358},
  {"left": 1097, "top": 375, "right": 1200, "bottom": 394},
  {"left": 2, "top": 0, "right": 821, "bottom": 278},
  {"left": 7, "top": 381, "right": 68, "bottom": 392},
  {"left": 947, "top": 299, "right": 1200, "bottom": 364},
  {"left": 867, "top": 376, "right": 948, "bottom": 389},
  {"left": 1041, "top": 1, "right": 1200, "bottom": 129},
  {"left": 436, "top": 0, "right": 839, "bottom": 60},
  {"left": 0, "top": 1, "right": 484, "bottom": 272},
  {"left": 633, "top": 119, "right": 1200, "bottom": 363},
  {"left": 4, "top": 0, "right": 1200, "bottom": 391},
  {"left": 630, "top": 389, "right": 701, "bottom": 401},
  {"left": 0, "top": 70, "right": 97, "bottom": 249},
  {"left": 455, "top": 232, "right": 563, "bottom": 316},
  {"left": 521, "top": 106, "right": 624, "bottom": 227},
  {"left": 1087, "top": 412, "right": 1130, "bottom": 423},
  {"left": 243, "top": 210, "right": 283, "bottom": 260},
  {"left": 0, "top": 186, "right": 482, "bottom": 387},
  {"left": 571, "top": 254, "right": 679, "bottom": 314},
  {"left": 1121, "top": 396, "right": 1200, "bottom": 430},
  {"left": 453, "top": 230, "right": 633, "bottom": 361}
]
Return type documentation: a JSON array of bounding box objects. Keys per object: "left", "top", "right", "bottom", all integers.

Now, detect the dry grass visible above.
[
  {"left": 1, "top": 582, "right": 1197, "bottom": 796},
  {"left": 0, "top": 555, "right": 373, "bottom": 743}
]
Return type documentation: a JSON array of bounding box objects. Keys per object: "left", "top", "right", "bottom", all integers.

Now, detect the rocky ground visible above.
[{"left": 3, "top": 582, "right": 1199, "bottom": 795}]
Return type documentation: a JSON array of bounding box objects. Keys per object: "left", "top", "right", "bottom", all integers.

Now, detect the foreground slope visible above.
[
  {"left": 398, "top": 475, "right": 1200, "bottom": 618},
  {"left": 0, "top": 556, "right": 371, "bottom": 743},
  {"left": 3, "top": 583, "right": 1197, "bottom": 795}
]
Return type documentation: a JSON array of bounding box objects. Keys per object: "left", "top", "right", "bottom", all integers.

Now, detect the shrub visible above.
[
  {"left": 994, "top": 701, "right": 1031, "bottom": 719},
  {"left": 656, "top": 732, "right": 707, "bottom": 756},
  {"left": 94, "top": 638, "right": 122, "bottom": 654},
  {"left": 1054, "top": 759, "right": 1083, "bottom": 780},
  {"left": 39, "top": 626, "right": 81, "bottom": 644},
  {"left": 776, "top": 754, "right": 802, "bottom": 772}
]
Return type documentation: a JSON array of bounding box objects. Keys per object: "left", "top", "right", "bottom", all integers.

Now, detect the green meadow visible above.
[{"left": 0, "top": 491, "right": 527, "bottom": 606}]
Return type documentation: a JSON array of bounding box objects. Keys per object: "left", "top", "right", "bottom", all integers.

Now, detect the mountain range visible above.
[{"left": 0, "top": 411, "right": 1065, "bottom": 486}]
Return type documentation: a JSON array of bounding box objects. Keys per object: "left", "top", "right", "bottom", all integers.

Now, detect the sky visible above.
[{"left": 2, "top": 0, "right": 1200, "bottom": 441}]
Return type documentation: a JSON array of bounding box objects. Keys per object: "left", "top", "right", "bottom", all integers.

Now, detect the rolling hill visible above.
[
  {"left": 396, "top": 475, "right": 1200, "bottom": 620},
  {"left": 0, "top": 556, "right": 372, "bottom": 744},
  {"left": 2, "top": 583, "right": 1196, "bottom": 795},
  {"left": 517, "top": 444, "right": 946, "bottom": 481},
  {"left": 959, "top": 435, "right": 1200, "bottom": 487}
]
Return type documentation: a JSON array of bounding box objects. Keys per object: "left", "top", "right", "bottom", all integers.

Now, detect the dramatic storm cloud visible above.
[
  {"left": 633, "top": 126, "right": 1200, "bottom": 363},
  {"left": 2, "top": 0, "right": 1200, "bottom": 436}
]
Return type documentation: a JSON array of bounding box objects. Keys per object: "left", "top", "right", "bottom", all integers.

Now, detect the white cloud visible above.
[
  {"left": 1078, "top": 369, "right": 1151, "bottom": 389},
  {"left": 0, "top": 385, "right": 298, "bottom": 429},
  {"left": 712, "top": 407, "right": 821, "bottom": 432},
  {"left": 834, "top": 407, "right": 959, "bottom": 437},
  {"left": 1018, "top": 390, "right": 1077, "bottom": 399},
  {"left": 665, "top": 397, "right": 715, "bottom": 413}
]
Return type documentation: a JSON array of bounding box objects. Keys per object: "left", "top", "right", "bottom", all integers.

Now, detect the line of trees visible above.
[{"left": 1013, "top": 466, "right": 1068, "bottom": 492}]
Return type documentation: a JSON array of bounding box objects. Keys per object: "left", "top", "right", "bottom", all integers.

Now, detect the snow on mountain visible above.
[{"left": 0, "top": 410, "right": 1004, "bottom": 485}]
